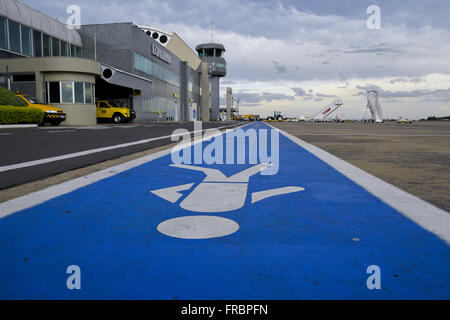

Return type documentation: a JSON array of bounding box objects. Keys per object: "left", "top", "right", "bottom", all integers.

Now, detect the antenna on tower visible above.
[{"left": 210, "top": 21, "right": 214, "bottom": 42}]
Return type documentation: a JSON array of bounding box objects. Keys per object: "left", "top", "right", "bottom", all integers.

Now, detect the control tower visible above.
[{"left": 195, "top": 43, "right": 227, "bottom": 120}]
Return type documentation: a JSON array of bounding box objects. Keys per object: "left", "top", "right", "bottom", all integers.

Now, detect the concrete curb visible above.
[{"left": 0, "top": 124, "right": 37, "bottom": 129}]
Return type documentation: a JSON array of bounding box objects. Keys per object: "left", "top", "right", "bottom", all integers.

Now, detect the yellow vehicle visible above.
[
  {"left": 241, "top": 114, "right": 258, "bottom": 121},
  {"left": 96, "top": 100, "right": 136, "bottom": 123},
  {"left": 17, "top": 94, "right": 66, "bottom": 126}
]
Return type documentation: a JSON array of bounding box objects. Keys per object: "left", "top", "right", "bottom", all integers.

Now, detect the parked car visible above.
[
  {"left": 16, "top": 94, "right": 66, "bottom": 126},
  {"left": 96, "top": 100, "right": 136, "bottom": 123}
]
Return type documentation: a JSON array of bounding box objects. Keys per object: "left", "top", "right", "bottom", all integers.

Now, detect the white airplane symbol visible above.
[{"left": 150, "top": 163, "right": 305, "bottom": 213}]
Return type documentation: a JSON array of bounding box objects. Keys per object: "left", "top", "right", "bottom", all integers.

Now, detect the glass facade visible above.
[
  {"left": 85, "top": 83, "right": 93, "bottom": 103},
  {"left": 134, "top": 52, "right": 179, "bottom": 87},
  {"left": 33, "top": 30, "right": 42, "bottom": 57},
  {"left": 74, "top": 82, "right": 84, "bottom": 103},
  {"left": 8, "top": 20, "right": 21, "bottom": 53},
  {"left": 0, "top": 16, "right": 7, "bottom": 50},
  {"left": 141, "top": 92, "right": 178, "bottom": 118},
  {"left": 52, "top": 37, "right": 60, "bottom": 57},
  {"left": 61, "top": 40, "right": 68, "bottom": 57},
  {"left": 0, "top": 15, "right": 82, "bottom": 57},
  {"left": 134, "top": 51, "right": 181, "bottom": 119},
  {"left": 42, "top": 33, "right": 51, "bottom": 56},
  {"left": 61, "top": 81, "right": 73, "bottom": 103},
  {"left": 47, "top": 81, "right": 95, "bottom": 104},
  {"left": 21, "top": 25, "right": 32, "bottom": 56}
]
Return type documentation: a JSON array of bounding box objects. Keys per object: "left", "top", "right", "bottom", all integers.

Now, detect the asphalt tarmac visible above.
[
  {"left": 271, "top": 121, "right": 450, "bottom": 212},
  {"left": 0, "top": 122, "right": 238, "bottom": 190}
]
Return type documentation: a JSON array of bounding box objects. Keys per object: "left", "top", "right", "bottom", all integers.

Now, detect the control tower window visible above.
[
  {"left": 198, "top": 50, "right": 204, "bottom": 57},
  {"left": 205, "top": 48, "right": 214, "bottom": 57},
  {"left": 216, "top": 49, "right": 222, "bottom": 57}
]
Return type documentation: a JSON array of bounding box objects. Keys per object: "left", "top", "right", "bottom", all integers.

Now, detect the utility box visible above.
[{"left": 189, "top": 103, "right": 197, "bottom": 121}]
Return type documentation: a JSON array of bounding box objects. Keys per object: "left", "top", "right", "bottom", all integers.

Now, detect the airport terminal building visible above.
[{"left": 0, "top": 0, "right": 228, "bottom": 125}]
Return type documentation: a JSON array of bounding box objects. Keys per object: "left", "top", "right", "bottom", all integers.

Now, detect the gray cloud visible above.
[
  {"left": 238, "top": 91, "right": 295, "bottom": 105},
  {"left": 291, "top": 87, "right": 306, "bottom": 96},
  {"left": 292, "top": 87, "right": 314, "bottom": 99},
  {"left": 355, "top": 84, "right": 450, "bottom": 101},
  {"left": 272, "top": 61, "right": 287, "bottom": 74},
  {"left": 389, "top": 78, "right": 425, "bottom": 84},
  {"left": 316, "top": 93, "right": 337, "bottom": 98}
]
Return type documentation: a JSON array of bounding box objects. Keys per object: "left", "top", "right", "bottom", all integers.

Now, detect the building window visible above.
[
  {"left": 21, "top": 25, "right": 32, "bottom": 56},
  {"left": 48, "top": 82, "right": 60, "bottom": 103},
  {"left": 47, "top": 81, "right": 94, "bottom": 104},
  {"left": 85, "top": 83, "right": 93, "bottom": 103},
  {"left": 8, "top": 20, "right": 21, "bottom": 54},
  {"left": 0, "top": 16, "right": 7, "bottom": 50},
  {"left": 33, "top": 30, "right": 42, "bottom": 57},
  {"left": 61, "top": 81, "right": 73, "bottom": 103},
  {"left": 52, "top": 37, "right": 60, "bottom": 56},
  {"left": 74, "top": 82, "right": 84, "bottom": 103},
  {"left": 205, "top": 48, "right": 214, "bottom": 57},
  {"left": 75, "top": 46, "right": 82, "bottom": 57},
  {"left": 43, "top": 34, "right": 51, "bottom": 56},
  {"left": 12, "top": 74, "right": 36, "bottom": 82},
  {"left": 61, "top": 41, "right": 68, "bottom": 57},
  {"left": 134, "top": 52, "right": 180, "bottom": 87}
]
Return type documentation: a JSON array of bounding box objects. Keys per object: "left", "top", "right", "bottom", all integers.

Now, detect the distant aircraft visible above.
[{"left": 151, "top": 163, "right": 305, "bottom": 213}]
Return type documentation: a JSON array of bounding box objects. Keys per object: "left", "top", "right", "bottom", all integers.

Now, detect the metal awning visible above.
[{"left": 100, "top": 64, "right": 152, "bottom": 92}]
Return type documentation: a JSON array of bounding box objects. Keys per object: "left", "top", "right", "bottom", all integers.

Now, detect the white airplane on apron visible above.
[{"left": 150, "top": 163, "right": 305, "bottom": 213}]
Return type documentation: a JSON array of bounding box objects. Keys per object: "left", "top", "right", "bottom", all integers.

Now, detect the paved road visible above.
[
  {"left": 0, "top": 122, "right": 237, "bottom": 189},
  {"left": 0, "top": 122, "right": 449, "bottom": 299}
]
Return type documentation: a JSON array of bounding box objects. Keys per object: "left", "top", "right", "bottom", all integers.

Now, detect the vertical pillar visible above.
[
  {"left": 210, "top": 76, "right": 220, "bottom": 121},
  {"left": 200, "top": 62, "right": 210, "bottom": 122},
  {"left": 35, "top": 71, "right": 44, "bottom": 102},
  {"left": 179, "top": 61, "right": 189, "bottom": 121},
  {"left": 226, "top": 87, "right": 232, "bottom": 120}
]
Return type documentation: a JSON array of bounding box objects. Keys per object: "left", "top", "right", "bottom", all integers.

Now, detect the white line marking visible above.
[
  {"left": 0, "top": 133, "right": 13, "bottom": 136},
  {"left": 0, "top": 123, "right": 248, "bottom": 219},
  {"left": 0, "top": 124, "right": 238, "bottom": 173},
  {"left": 150, "top": 183, "right": 194, "bottom": 203},
  {"left": 157, "top": 216, "right": 239, "bottom": 239},
  {"left": 74, "top": 126, "right": 110, "bottom": 130},
  {"left": 266, "top": 123, "right": 450, "bottom": 244},
  {"left": 47, "top": 130, "right": 75, "bottom": 133},
  {"left": 0, "top": 124, "right": 37, "bottom": 129},
  {"left": 251, "top": 186, "right": 305, "bottom": 204}
]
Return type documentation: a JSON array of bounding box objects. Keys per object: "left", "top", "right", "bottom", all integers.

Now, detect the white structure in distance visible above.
[
  {"left": 313, "top": 99, "right": 344, "bottom": 121},
  {"left": 366, "top": 90, "right": 384, "bottom": 123}
]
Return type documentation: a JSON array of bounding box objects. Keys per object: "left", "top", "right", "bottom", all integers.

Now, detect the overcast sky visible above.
[{"left": 23, "top": 0, "right": 450, "bottom": 119}]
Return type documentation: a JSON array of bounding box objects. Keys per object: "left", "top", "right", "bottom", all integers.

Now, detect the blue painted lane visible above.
[{"left": 0, "top": 122, "right": 449, "bottom": 299}]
